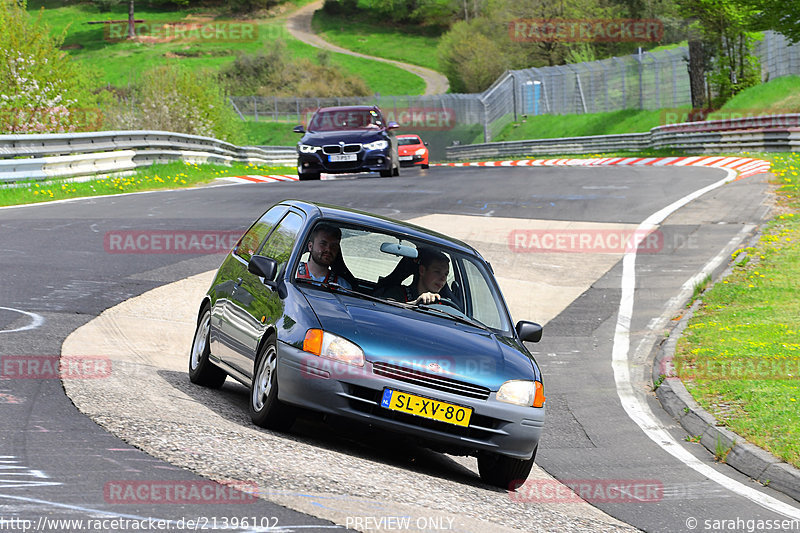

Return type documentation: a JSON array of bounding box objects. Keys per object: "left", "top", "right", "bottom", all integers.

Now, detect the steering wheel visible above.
[{"left": 434, "top": 297, "right": 461, "bottom": 311}]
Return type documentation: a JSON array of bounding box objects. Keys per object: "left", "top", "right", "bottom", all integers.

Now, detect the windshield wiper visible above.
[
  {"left": 415, "top": 304, "right": 491, "bottom": 332},
  {"left": 295, "top": 278, "right": 407, "bottom": 308}
]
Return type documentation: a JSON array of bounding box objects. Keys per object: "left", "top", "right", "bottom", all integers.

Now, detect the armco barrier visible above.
[
  {"left": 0, "top": 130, "right": 296, "bottom": 183},
  {"left": 446, "top": 114, "right": 800, "bottom": 160}
]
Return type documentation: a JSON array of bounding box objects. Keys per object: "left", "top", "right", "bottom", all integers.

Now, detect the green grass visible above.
[
  {"left": 492, "top": 109, "right": 677, "bottom": 142},
  {"left": 673, "top": 152, "right": 800, "bottom": 469},
  {"left": 311, "top": 10, "right": 444, "bottom": 73},
  {"left": 0, "top": 161, "right": 294, "bottom": 207},
  {"left": 27, "top": 0, "right": 424, "bottom": 95},
  {"left": 709, "top": 75, "right": 800, "bottom": 117},
  {"left": 242, "top": 121, "right": 300, "bottom": 146}
]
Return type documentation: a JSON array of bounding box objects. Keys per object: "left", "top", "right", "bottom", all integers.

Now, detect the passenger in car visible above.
[
  {"left": 383, "top": 248, "right": 449, "bottom": 305},
  {"left": 296, "top": 223, "right": 351, "bottom": 288}
]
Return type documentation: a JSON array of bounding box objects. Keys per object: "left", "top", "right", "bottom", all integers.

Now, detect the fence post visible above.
[{"left": 253, "top": 96, "right": 258, "bottom": 122}]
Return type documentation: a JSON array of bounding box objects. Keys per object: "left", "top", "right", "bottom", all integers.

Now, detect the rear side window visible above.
[{"left": 234, "top": 206, "right": 287, "bottom": 262}]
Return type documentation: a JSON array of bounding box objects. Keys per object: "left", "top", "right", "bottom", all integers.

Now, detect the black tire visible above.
[
  {"left": 421, "top": 163, "right": 429, "bottom": 169},
  {"left": 299, "top": 172, "right": 320, "bottom": 181},
  {"left": 379, "top": 169, "right": 392, "bottom": 177},
  {"left": 477, "top": 447, "right": 537, "bottom": 489},
  {"left": 188, "top": 307, "right": 226, "bottom": 388},
  {"left": 392, "top": 163, "right": 400, "bottom": 176},
  {"left": 249, "top": 337, "right": 295, "bottom": 431}
]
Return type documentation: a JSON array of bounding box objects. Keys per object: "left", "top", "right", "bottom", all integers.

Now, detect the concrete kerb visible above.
[{"left": 651, "top": 237, "right": 800, "bottom": 503}]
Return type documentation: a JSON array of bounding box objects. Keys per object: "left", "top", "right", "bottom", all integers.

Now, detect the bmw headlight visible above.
[
  {"left": 303, "top": 329, "right": 365, "bottom": 366},
  {"left": 299, "top": 144, "right": 321, "bottom": 154},
  {"left": 415, "top": 148, "right": 427, "bottom": 155},
  {"left": 497, "top": 380, "right": 545, "bottom": 407},
  {"left": 363, "top": 139, "right": 388, "bottom": 150}
]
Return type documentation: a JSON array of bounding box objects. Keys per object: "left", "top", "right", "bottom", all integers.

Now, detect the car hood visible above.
[
  {"left": 300, "top": 288, "right": 535, "bottom": 390},
  {"left": 399, "top": 145, "right": 423, "bottom": 153},
  {"left": 301, "top": 130, "right": 386, "bottom": 145}
]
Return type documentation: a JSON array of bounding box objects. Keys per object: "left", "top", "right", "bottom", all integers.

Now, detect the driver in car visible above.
[
  {"left": 296, "top": 223, "right": 351, "bottom": 288},
  {"left": 385, "top": 248, "right": 449, "bottom": 305}
]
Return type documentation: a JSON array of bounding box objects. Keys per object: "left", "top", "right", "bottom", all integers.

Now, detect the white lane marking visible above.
[
  {"left": 612, "top": 168, "right": 800, "bottom": 519},
  {"left": 0, "top": 307, "right": 45, "bottom": 333},
  {"left": 0, "top": 182, "right": 239, "bottom": 211}
]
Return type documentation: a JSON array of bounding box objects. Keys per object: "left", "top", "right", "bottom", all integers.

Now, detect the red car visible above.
[{"left": 397, "top": 134, "right": 429, "bottom": 169}]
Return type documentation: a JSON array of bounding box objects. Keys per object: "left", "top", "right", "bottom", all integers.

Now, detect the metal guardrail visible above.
[
  {"left": 447, "top": 115, "right": 800, "bottom": 160},
  {"left": 0, "top": 130, "right": 296, "bottom": 183}
]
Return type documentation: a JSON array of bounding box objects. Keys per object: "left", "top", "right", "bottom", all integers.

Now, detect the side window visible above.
[
  {"left": 461, "top": 258, "right": 503, "bottom": 330},
  {"left": 234, "top": 206, "right": 287, "bottom": 262},
  {"left": 259, "top": 212, "right": 303, "bottom": 273}
]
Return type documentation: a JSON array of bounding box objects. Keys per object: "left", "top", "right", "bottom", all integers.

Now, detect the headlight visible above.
[
  {"left": 415, "top": 148, "right": 427, "bottom": 155},
  {"left": 497, "top": 380, "right": 545, "bottom": 407},
  {"left": 363, "top": 139, "right": 388, "bottom": 150},
  {"left": 303, "top": 329, "right": 364, "bottom": 367},
  {"left": 299, "top": 144, "right": 321, "bottom": 153}
]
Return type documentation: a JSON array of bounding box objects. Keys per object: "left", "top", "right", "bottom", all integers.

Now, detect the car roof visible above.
[
  {"left": 314, "top": 105, "right": 380, "bottom": 114},
  {"left": 279, "top": 199, "right": 481, "bottom": 257}
]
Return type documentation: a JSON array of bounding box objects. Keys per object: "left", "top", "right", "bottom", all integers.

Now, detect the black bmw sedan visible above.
[{"left": 293, "top": 106, "right": 400, "bottom": 180}]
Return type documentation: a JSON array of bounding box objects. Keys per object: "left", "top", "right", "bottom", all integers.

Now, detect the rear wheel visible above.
[
  {"left": 477, "top": 447, "right": 537, "bottom": 489},
  {"left": 188, "top": 307, "right": 226, "bottom": 388},
  {"left": 249, "top": 337, "right": 295, "bottom": 431}
]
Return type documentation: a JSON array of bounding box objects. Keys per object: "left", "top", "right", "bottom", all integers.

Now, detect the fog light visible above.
[
  {"left": 303, "top": 162, "right": 310, "bottom": 168},
  {"left": 376, "top": 158, "right": 384, "bottom": 164}
]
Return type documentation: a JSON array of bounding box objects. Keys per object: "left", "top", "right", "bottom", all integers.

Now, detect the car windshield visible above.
[
  {"left": 309, "top": 109, "right": 383, "bottom": 131},
  {"left": 295, "top": 222, "right": 512, "bottom": 333},
  {"left": 397, "top": 136, "right": 421, "bottom": 146}
]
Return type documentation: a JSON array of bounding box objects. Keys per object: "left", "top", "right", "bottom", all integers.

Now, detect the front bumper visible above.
[
  {"left": 297, "top": 149, "right": 392, "bottom": 175},
  {"left": 399, "top": 154, "right": 428, "bottom": 167},
  {"left": 277, "top": 341, "right": 544, "bottom": 460}
]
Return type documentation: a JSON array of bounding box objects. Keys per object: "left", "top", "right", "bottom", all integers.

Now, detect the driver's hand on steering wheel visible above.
[{"left": 413, "top": 292, "right": 440, "bottom": 305}]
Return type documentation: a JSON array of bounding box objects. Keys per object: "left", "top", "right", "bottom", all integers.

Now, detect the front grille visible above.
[
  {"left": 372, "top": 361, "right": 491, "bottom": 400},
  {"left": 323, "top": 143, "right": 362, "bottom": 154}
]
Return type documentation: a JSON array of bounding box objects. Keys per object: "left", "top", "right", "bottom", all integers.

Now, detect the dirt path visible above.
[{"left": 286, "top": 0, "right": 449, "bottom": 95}]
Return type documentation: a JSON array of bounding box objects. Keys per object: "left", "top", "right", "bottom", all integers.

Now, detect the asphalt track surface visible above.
[{"left": 1, "top": 164, "right": 799, "bottom": 532}]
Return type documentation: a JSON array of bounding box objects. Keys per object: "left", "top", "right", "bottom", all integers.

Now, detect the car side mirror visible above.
[
  {"left": 387, "top": 121, "right": 399, "bottom": 130},
  {"left": 516, "top": 321, "right": 543, "bottom": 343},
  {"left": 248, "top": 255, "right": 279, "bottom": 287},
  {"left": 293, "top": 125, "right": 305, "bottom": 133}
]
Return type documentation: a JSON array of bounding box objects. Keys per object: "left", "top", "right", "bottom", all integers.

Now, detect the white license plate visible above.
[
  {"left": 329, "top": 154, "right": 357, "bottom": 162},
  {"left": 399, "top": 156, "right": 413, "bottom": 161}
]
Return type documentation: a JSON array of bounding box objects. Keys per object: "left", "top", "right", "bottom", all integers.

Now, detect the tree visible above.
[
  {"left": 0, "top": 1, "right": 101, "bottom": 133},
  {"left": 746, "top": 0, "right": 800, "bottom": 43},
  {"left": 676, "top": 0, "right": 760, "bottom": 105}
]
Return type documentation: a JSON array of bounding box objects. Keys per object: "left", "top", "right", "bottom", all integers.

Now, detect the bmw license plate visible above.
[
  {"left": 380, "top": 389, "right": 472, "bottom": 427},
  {"left": 329, "top": 154, "right": 357, "bottom": 162}
]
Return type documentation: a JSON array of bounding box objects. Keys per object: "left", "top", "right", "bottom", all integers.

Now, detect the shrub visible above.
[
  {"left": 0, "top": 1, "right": 101, "bottom": 133},
  {"left": 218, "top": 42, "right": 370, "bottom": 97},
  {"left": 437, "top": 19, "right": 509, "bottom": 93},
  {"left": 105, "top": 64, "right": 246, "bottom": 144}
]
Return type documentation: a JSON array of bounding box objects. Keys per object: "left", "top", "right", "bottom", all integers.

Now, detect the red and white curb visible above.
[
  {"left": 433, "top": 155, "right": 771, "bottom": 180},
  {"left": 219, "top": 174, "right": 299, "bottom": 184},
  {"left": 217, "top": 156, "right": 772, "bottom": 184}
]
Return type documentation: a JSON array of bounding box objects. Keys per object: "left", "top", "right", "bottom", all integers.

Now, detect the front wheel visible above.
[
  {"left": 299, "top": 172, "right": 320, "bottom": 181},
  {"left": 477, "top": 447, "right": 537, "bottom": 489},
  {"left": 188, "top": 307, "right": 226, "bottom": 388},
  {"left": 249, "top": 337, "right": 295, "bottom": 431}
]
